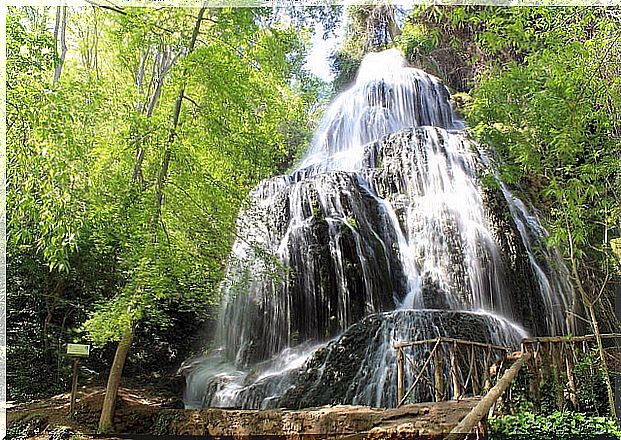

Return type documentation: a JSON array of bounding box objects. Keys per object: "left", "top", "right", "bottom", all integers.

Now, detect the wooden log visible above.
[
  {"left": 396, "top": 337, "right": 509, "bottom": 352},
  {"left": 434, "top": 345, "right": 444, "bottom": 401},
  {"left": 521, "top": 333, "right": 621, "bottom": 344},
  {"left": 445, "top": 352, "right": 531, "bottom": 440}
]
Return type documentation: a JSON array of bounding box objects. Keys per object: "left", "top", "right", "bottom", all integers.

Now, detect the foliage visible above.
[
  {"left": 7, "top": 5, "right": 324, "bottom": 400},
  {"left": 397, "top": 20, "right": 438, "bottom": 59},
  {"left": 330, "top": 5, "right": 401, "bottom": 91},
  {"left": 396, "top": 6, "right": 481, "bottom": 92},
  {"left": 572, "top": 349, "right": 610, "bottom": 415},
  {"left": 488, "top": 410, "right": 621, "bottom": 439},
  {"left": 399, "top": 6, "right": 620, "bottom": 331},
  {"left": 462, "top": 6, "right": 620, "bottom": 330}
]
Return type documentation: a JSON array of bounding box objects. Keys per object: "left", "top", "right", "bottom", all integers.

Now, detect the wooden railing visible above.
[
  {"left": 394, "top": 337, "right": 512, "bottom": 407},
  {"left": 395, "top": 333, "right": 621, "bottom": 408},
  {"left": 395, "top": 333, "right": 621, "bottom": 437},
  {"left": 520, "top": 333, "right": 621, "bottom": 409}
]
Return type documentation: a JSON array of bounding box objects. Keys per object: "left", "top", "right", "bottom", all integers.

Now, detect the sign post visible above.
[{"left": 66, "top": 344, "right": 90, "bottom": 418}]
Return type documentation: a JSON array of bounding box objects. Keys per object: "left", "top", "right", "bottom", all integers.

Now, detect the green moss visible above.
[
  {"left": 345, "top": 216, "right": 358, "bottom": 231},
  {"left": 153, "top": 412, "right": 177, "bottom": 435}
]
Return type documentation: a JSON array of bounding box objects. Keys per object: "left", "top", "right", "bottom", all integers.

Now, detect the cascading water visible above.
[{"left": 182, "top": 48, "right": 574, "bottom": 409}]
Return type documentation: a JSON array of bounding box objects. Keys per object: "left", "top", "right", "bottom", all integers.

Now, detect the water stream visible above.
[{"left": 182, "top": 49, "right": 574, "bottom": 409}]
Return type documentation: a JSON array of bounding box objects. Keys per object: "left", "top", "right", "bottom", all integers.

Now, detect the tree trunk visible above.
[
  {"left": 98, "top": 8, "right": 208, "bottom": 431},
  {"left": 53, "top": 6, "right": 68, "bottom": 85},
  {"left": 566, "top": 222, "right": 617, "bottom": 420},
  {"left": 152, "top": 6, "right": 206, "bottom": 229},
  {"left": 98, "top": 324, "right": 134, "bottom": 433}
]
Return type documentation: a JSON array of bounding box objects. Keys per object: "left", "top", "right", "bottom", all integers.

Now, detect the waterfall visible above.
[{"left": 182, "top": 48, "right": 574, "bottom": 409}]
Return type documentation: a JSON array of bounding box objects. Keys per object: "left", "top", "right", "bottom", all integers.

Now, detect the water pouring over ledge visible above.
[{"left": 182, "top": 49, "right": 574, "bottom": 409}]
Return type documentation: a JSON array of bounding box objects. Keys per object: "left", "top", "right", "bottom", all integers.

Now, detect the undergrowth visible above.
[{"left": 488, "top": 410, "right": 621, "bottom": 439}]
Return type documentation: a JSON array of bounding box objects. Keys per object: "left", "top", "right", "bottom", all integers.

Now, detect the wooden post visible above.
[
  {"left": 466, "top": 344, "right": 475, "bottom": 394},
  {"left": 472, "top": 346, "right": 480, "bottom": 396},
  {"left": 566, "top": 343, "right": 579, "bottom": 409},
  {"left": 483, "top": 348, "right": 492, "bottom": 392},
  {"left": 551, "top": 343, "right": 564, "bottom": 410},
  {"left": 397, "top": 346, "right": 405, "bottom": 406},
  {"left": 434, "top": 344, "right": 444, "bottom": 401},
  {"left": 70, "top": 357, "right": 80, "bottom": 418},
  {"left": 450, "top": 342, "right": 461, "bottom": 400},
  {"left": 528, "top": 344, "right": 541, "bottom": 403}
]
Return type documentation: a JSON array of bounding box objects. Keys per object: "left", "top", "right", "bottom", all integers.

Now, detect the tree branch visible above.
[{"left": 182, "top": 95, "right": 201, "bottom": 109}]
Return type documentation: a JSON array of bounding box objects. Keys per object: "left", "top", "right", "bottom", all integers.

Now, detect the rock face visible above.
[
  {"left": 220, "top": 171, "right": 407, "bottom": 368},
  {"left": 183, "top": 49, "right": 575, "bottom": 411},
  {"left": 271, "top": 310, "right": 525, "bottom": 409}
]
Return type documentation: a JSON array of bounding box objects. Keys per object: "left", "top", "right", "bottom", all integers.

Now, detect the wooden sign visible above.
[
  {"left": 66, "top": 343, "right": 90, "bottom": 417},
  {"left": 67, "top": 343, "right": 90, "bottom": 357}
]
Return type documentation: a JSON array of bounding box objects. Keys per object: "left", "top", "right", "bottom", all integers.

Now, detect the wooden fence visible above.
[
  {"left": 519, "top": 333, "right": 621, "bottom": 409},
  {"left": 394, "top": 337, "right": 512, "bottom": 407},
  {"left": 394, "top": 333, "right": 621, "bottom": 408}
]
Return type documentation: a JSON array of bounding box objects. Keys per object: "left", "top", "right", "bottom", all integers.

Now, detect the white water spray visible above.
[{"left": 182, "top": 49, "right": 574, "bottom": 409}]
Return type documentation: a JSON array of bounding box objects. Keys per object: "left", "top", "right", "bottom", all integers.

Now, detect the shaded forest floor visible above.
[{"left": 7, "top": 386, "right": 183, "bottom": 438}]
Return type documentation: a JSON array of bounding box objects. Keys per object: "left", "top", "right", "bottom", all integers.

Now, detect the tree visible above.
[
  {"left": 330, "top": 4, "right": 402, "bottom": 91},
  {"left": 456, "top": 6, "right": 620, "bottom": 417},
  {"left": 7, "top": 5, "right": 323, "bottom": 410}
]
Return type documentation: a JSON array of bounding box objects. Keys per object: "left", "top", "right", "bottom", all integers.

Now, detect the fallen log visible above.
[{"left": 444, "top": 351, "right": 530, "bottom": 440}]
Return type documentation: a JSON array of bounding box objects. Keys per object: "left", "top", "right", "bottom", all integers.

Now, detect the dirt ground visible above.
[{"left": 7, "top": 386, "right": 183, "bottom": 439}]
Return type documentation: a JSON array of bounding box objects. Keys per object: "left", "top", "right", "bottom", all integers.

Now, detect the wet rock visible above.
[
  {"left": 275, "top": 310, "right": 524, "bottom": 409},
  {"left": 184, "top": 52, "right": 574, "bottom": 411},
  {"left": 220, "top": 171, "right": 407, "bottom": 367}
]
